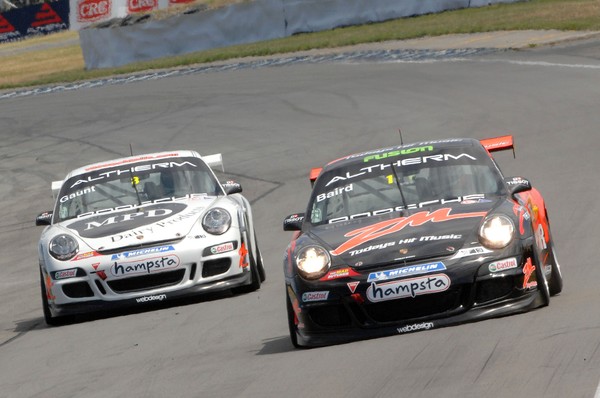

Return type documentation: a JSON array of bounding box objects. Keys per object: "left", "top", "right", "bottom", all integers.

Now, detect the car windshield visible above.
[
  {"left": 308, "top": 144, "right": 505, "bottom": 225},
  {"left": 55, "top": 157, "right": 222, "bottom": 222}
]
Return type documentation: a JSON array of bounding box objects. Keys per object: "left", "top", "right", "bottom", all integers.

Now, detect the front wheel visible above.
[
  {"left": 232, "top": 237, "right": 261, "bottom": 294},
  {"left": 286, "top": 294, "right": 300, "bottom": 348},
  {"left": 40, "top": 270, "right": 62, "bottom": 326}
]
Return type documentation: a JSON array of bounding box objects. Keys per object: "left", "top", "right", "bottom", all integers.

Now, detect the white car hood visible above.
[{"left": 62, "top": 197, "right": 219, "bottom": 251}]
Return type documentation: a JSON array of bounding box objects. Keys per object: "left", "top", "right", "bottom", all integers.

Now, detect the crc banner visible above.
[
  {"left": 0, "top": 0, "right": 69, "bottom": 43},
  {"left": 70, "top": 0, "right": 182, "bottom": 30}
]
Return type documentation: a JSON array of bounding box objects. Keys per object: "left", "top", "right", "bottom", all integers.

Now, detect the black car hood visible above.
[{"left": 307, "top": 200, "right": 501, "bottom": 268}]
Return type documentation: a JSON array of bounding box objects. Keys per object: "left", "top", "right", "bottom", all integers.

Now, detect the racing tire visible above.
[
  {"left": 547, "top": 242, "right": 563, "bottom": 296},
  {"left": 254, "top": 233, "right": 266, "bottom": 283},
  {"left": 232, "top": 235, "right": 261, "bottom": 294},
  {"left": 286, "top": 294, "right": 300, "bottom": 348},
  {"left": 533, "top": 249, "right": 550, "bottom": 307},
  {"left": 40, "top": 270, "right": 62, "bottom": 326}
]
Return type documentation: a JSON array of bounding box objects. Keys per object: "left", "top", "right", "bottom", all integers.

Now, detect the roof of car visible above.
[
  {"left": 322, "top": 137, "right": 479, "bottom": 171},
  {"left": 65, "top": 150, "right": 202, "bottom": 179}
]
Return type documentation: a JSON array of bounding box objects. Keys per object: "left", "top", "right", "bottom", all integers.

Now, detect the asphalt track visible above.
[{"left": 1, "top": 36, "right": 600, "bottom": 398}]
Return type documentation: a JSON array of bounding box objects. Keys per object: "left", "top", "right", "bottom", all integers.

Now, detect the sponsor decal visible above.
[
  {"left": 331, "top": 208, "right": 487, "bottom": 256},
  {"left": 522, "top": 257, "right": 536, "bottom": 289},
  {"left": 136, "top": 294, "right": 167, "bottom": 303},
  {"left": 0, "top": 14, "right": 16, "bottom": 34},
  {"left": 327, "top": 139, "right": 462, "bottom": 165},
  {"left": 316, "top": 184, "right": 353, "bottom": 202},
  {"left": 398, "top": 322, "right": 434, "bottom": 334},
  {"left": 31, "top": 3, "right": 63, "bottom": 27},
  {"left": 284, "top": 214, "right": 304, "bottom": 225},
  {"left": 238, "top": 242, "right": 248, "bottom": 268},
  {"left": 110, "top": 254, "right": 180, "bottom": 277},
  {"left": 128, "top": 0, "right": 157, "bottom": 13},
  {"left": 84, "top": 208, "right": 174, "bottom": 231},
  {"left": 367, "top": 262, "right": 446, "bottom": 282},
  {"left": 535, "top": 224, "right": 547, "bottom": 250},
  {"left": 489, "top": 257, "right": 518, "bottom": 273},
  {"left": 320, "top": 267, "right": 360, "bottom": 281},
  {"left": 53, "top": 268, "right": 79, "bottom": 280},
  {"left": 363, "top": 145, "right": 433, "bottom": 163},
  {"left": 111, "top": 245, "right": 174, "bottom": 261},
  {"left": 418, "top": 234, "right": 462, "bottom": 242},
  {"left": 325, "top": 153, "right": 477, "bottom": 187},
  {"left": 349, "top": 241, "right": 395, "bottom": 257},
  {"left": 451, "top": 246, "right": 492, "bottom": 259},
  {"left": 75, "top": 194, "right": 205, "bottom": 218},
  {"left": 302, "top": 291, "right": 329, "bottom": 302},
  {"left": 44, "top": 273, "right": 56, "bottom": 300},
  {"left": 366, "top": 274, "right": 450, "bottom": 302},
  {"left": 71, "top": 251, "right": 101, "bottom": 261},
  {"left": 347, "top": 281, "right": 359, "bottom": 293},
  {"left": 210, "top": 242, "right": 235, "bottom": 255},
  {"left": 328, "top": 194, "right": 486, "bottom": 224},
  {"left": 77, "top": 0, "right": 111, "bottom": 22},
  {"left": 72, "top": 160, "right": 196, "bottom": 188}
]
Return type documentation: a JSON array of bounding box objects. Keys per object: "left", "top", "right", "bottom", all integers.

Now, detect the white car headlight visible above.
[
  {"left": 49, "top": 234, "right": 79, "bottom": 261},
  {"left": 202, "top": 208, "right": 232, "bottom": 235},
  {"left": 479, "top": 215, "right": 514, "bottom": 249},
  {"left": 296, "top": 246, "right": 331, "bottom": 280}
]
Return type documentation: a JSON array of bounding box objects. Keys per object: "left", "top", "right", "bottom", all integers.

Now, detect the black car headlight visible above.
[
  {"left": 296, "top": 246, "right": 331, "bottom": 280},
  {"left": 479, "top": 215, "right": 514, "bottom": 250},
  {"left": 202, "top": 208, "right": 232, "bottom": 235},
  {"left": 49, "top": 234, "right": 79, "bottom": 261}
]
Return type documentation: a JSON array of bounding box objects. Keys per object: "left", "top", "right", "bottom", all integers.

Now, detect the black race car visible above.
[{"left": 283, "top": 136, "right": 562, "bottom": 347}]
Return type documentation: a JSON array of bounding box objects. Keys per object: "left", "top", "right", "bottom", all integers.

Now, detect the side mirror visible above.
[
  {"left": 283, "top": 213, "right": 304, "bottom": 231},
  {"left": 505, "top": 176, "right": 532, "bottom": 196},
  {"left": 222, "top": 180, "right": 242, "bottom": 195},
  {"left": 36, "top": 211, "right": 53, "bottom": 226}
]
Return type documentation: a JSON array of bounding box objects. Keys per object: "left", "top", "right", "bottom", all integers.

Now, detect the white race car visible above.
[{"left": 36, "top": 150, "right": 265, "bottom": 325}]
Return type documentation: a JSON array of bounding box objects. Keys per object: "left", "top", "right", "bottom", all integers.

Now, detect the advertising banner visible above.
[{"left": 0, "top": 0, "right": 69, "bottom": 43}]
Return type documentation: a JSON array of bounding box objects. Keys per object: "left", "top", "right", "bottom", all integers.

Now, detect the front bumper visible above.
[{"left": 286, "top": 244, "right": 546, "bottom": 347}]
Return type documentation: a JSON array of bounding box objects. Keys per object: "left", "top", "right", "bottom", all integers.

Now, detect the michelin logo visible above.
[
  {"left": 367, "top": 261, "right": 446, "bottom": 282},
  {"left": 111, "top": 245, "right": 174, "bottom": 261}
]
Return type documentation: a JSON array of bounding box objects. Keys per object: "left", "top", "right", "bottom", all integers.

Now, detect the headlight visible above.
[
  {"left": 202, "top": 208, "right": 231, "bottom": 235},
  {"left": 479, "top": 215, "right": 514, "bottom": 249},
  {"left": 295, "top": 246, "right": 331, "bottom": 280},
  {"left": 49, "top": 234, "right": 79, "bottom": 261}
]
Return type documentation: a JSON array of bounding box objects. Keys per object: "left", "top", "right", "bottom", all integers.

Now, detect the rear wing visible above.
[
  {"left": 309, "top": 167, "right": 322, "bottom": 187},
  {"left": 480, "top": 135, "right": 515, "bottom": 156},
  {"left": 51, "top": 180, "right": 63, "bottom": 202},
  {"left": 202, "top": 153, "right": 225, "bottom": 172}
]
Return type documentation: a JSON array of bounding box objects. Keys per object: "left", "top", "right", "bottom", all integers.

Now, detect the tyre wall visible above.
[{"left": 79, "top": 0, "right": 524, "bottom": 69}]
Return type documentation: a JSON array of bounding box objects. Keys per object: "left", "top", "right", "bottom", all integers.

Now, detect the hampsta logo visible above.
[
  {"left": 110, "top": 255, "right": 180, "bottom": 277},
  {"left": 366, "top": 274, "right": 450, "bottom": 302}
]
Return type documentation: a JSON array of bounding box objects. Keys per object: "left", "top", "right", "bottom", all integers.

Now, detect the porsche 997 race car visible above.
[
  {"left": 36, "top": 150, "right": 265, "bottom": 325},
  {"left": 283, "top": 136, "right": 562, "bottom": 347}
]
